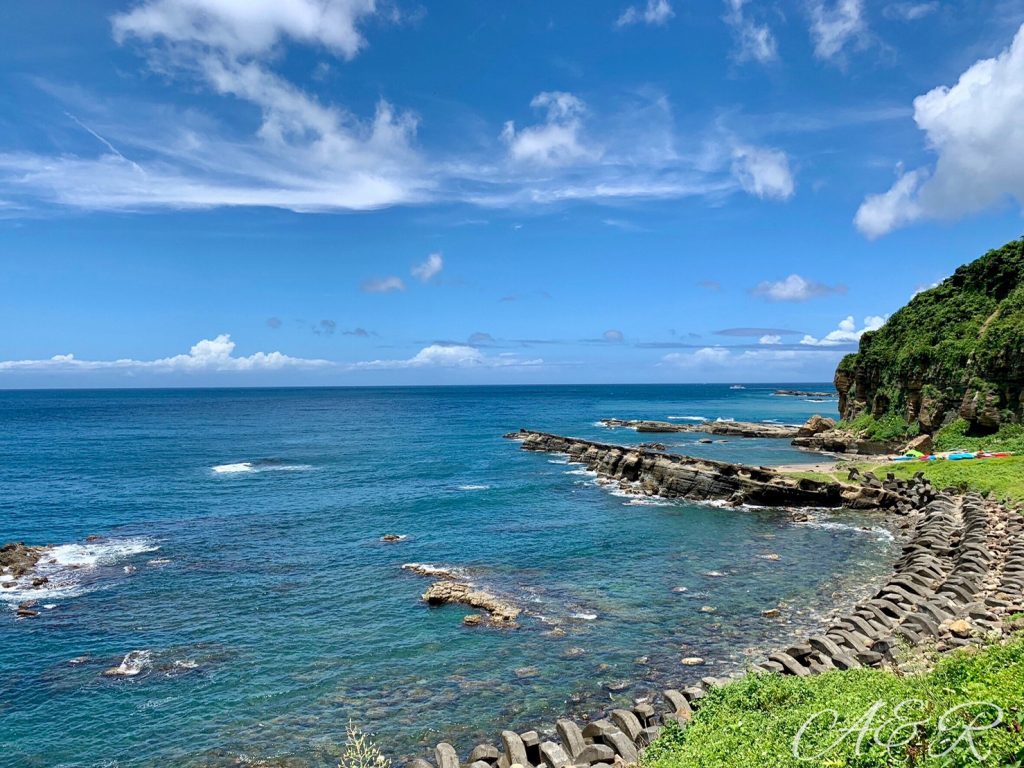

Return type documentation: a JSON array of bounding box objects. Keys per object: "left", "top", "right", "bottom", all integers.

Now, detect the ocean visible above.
[{"left": 0, "top": 385, "right": 897, "bottom": 767}]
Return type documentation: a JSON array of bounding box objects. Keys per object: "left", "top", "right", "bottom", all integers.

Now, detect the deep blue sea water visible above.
[{"left": 0, "top": 385, "right": 897, "bottom": 767}]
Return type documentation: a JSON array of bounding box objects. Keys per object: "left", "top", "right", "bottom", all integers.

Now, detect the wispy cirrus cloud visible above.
[
  {"left": 809, "top": 0, "right": 868, "bottom": 62},
  {"left": 361, "top": 276, "right": 406, "bottom": 293},
  {"left": 616, "top": 0, "right": 675, "bottom": 28},
  {"left": 0, "top": 1, "right": 800, "bottom": 216},
  {"left": 723, "top": 0, "right": 779, "bottom": 64}
]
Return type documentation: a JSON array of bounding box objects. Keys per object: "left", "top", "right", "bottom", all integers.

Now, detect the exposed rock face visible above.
[
  {"left": 0, "top": 542, "right": 44, "bottom": 578},
  {"left": 796, "top": 415, "right": 835, "bottom": 437},
  {"left": 791, "top": 429, "right": 895, "bottom": 456},
  {"left": 599, "top": 418, "right": 799, "bottom": 439},
  {"left": 836, "top": 238, "right": 1024, "bottom": 436},
  {"left": 403, "top": 563, "right": 520, "bottom": 628},
  {"left": 422, "top": 582, "right": 521, "bottom": 627},
  {"left": 903, "top": 434, "right": 934, "bottom": 455},
  {"left": 506, "top": 430, "right": 897, "bottom": 509}
]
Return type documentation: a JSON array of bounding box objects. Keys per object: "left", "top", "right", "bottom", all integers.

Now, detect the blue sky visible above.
[{"left": 2, "top": 0, "right": 1023, "bottom": 387}]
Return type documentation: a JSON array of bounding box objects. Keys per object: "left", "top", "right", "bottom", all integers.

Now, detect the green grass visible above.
[
  {"left": 782, "top": 456, "right": 1024, "bottom": 505},
  {"left": 934, "top": 419, "right": 1024, "bottom": 454},
  {"left": 643, "top": 637, "right": 1024, "bottom": 768}
]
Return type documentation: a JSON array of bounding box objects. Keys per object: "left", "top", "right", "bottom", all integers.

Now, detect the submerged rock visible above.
[{"left": 600, "top": 418, "right": 800, "bottom": 439}]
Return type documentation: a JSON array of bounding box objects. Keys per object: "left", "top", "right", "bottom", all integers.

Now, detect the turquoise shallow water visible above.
[{"left": 0, "top": 385, "right": 896, "bottom": 767}]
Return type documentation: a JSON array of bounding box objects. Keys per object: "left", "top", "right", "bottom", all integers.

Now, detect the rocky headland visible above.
[{"left": 834, "top": 238, "right": 1024, "bottom": 444}]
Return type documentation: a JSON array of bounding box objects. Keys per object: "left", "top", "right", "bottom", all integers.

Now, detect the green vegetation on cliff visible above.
[
  {"left": 836, "top": 238, "right": 1024, "bottom": 443},
  {"left": 643, "top": 636, "right": 1024, "bottom": 768}
]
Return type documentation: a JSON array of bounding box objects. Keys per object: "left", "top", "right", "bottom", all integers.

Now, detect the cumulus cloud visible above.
[
  {"left": 731, "top": 145, "right": 795, "bottom": 200},
  {"left": 855, "top": 23, "right": 1024, "bottom": 237},
  {"left": 800, "top": 315, "right": 886, "bottom": 346},
  {"left": 0, "top": 334, "right": 329, "bottom": 373},
  {"left": 361, "top": 276, "right": 406, "bottom": 293},
  {"left": 603, "top": 329, "right": 625, "bottom": 342},
  {"left": 883, "top": 2, "right": 939, "bottom": 21},
  {"left": 616, "top": 0, "right": 675, "bottom": 27},
  {"left": 349, "top": 344, "right": 542, "bottom": 370},
  {"left": 501, "top": 92, "right": 597, "bottom": 167},
  {"left": 809, "top": 0, "right": 867, "bottom": 61},
  {"left": 752, "top": 274, "right": 846, "bottom": 301},
  {"left": 759, "top": 334, "right": 782, "bottom": 345},
  {"left": 412, "top": 252, "right": 443, "bottom": 282},
  {"left": 723, "top": 0, "right": 778, "bottom": 64},
  {"left": 467, "top": 332, "right": 496, "bottom": 346}
]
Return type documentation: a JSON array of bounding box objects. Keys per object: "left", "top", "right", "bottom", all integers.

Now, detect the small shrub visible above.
[{"left": 339, "top": 722, "right": 391, "bottom": 768}]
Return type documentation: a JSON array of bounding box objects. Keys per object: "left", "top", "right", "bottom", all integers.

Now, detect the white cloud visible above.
[
  {"left": 361, "top": 276, "right": 406, "bottom": 293},
  {"left": 724, "top": 0, "right": 779, "bottom": 64},
  {"left": 752, "top": 274, "right": 846, "bottom": 301},
  {"left": 759, "top": 334, "right": 782, "bottom": 345},
  {"left": 412, "top": 252, "right": 443, "bottom": 282},
  {"left": 350, "top": 344, "right": 543, "bottom": 370},
  {"left": 111, "top": 0, "right": 378, "bottom": 59},
  {"left": 883, "top": 2, "right": 939, "bottom": 21},
  {"left": 661, "top": 346, "right": 844, "bottom": 374},
  {"left": 501, "top": 92, "right": 597, "bottom": 167},
  {"left": 854, "top": 168, "right": 926, "bottom": 238},
  {"left": 603, "top": 329, "right": 625, "bottom": 342},
  {"left": 616, "top": 0, "right": 675, "bottom": 27},
  {"left": 0, "top": 0, "right": 429, "bottom": 214},
  {"left": 809, "top": 0, "right": 866, "bottom": 61},
  {"left": 800, "top": 314, "right": 886, "bottom": 346},
  {"left": 0, "top": 335, "right": 329, "bottom": 373},
  {"left": 731, "top": 145, "right": 794, "bottom": 200},
  {"left": 855, "top": 23, "right": 1024, "bottom": 237}
]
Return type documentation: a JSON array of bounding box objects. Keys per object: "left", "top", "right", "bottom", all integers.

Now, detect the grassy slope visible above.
[
  {"left": 786, "top": 455, "right": 1024, "bottom": 505},
  {"left": 643, "top": 637, "right": 1024, "bottom": 768}
]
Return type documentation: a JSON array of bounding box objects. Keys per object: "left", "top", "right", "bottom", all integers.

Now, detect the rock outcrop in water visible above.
[
  {"left": 835, "top": 238, "right": 1024, "bottom": 438},
  {"left": 600, "top": 418, "right": 799, "bottom": 439},
  {"left": 507, "top": 430, "right": 897, "bottom": 509},
  {"left": 402, "top": 563, "right": 521, "bottom": 628},
  {"left": 0, "top": 542, "right": 44, "bottom": 579}
]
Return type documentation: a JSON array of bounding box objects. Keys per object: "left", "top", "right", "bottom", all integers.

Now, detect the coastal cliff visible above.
[{"left": 835, "top": 238, "right": 1024, "bottom": 442}]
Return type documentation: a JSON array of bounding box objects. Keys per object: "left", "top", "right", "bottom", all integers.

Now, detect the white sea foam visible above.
[
  {"left": 565, "top": 468, "right": 597, "bottom": 477},
  {"left": 457, "top": 484, "right": 491, "bottom": 491},
  {"left": 571, "top": 612, "right": 598, "bottom": 621},
  {"left": 49, "top": 538, "right": 158, "bottom": 568},
  {"left": 104, "top": 650, "right": 152, "bottom": 677},
  {"left": 667, "top": 415, "right": 707, "bottom": 421},
  {"left": 547, "top": 458, "right": 569, "bottom": 464},
  {"left": 798, "top": 521, "right": 895, "bottom": 541},
  {"left": 211, "top": 461, "right": 314, "bottom": 475},
  {"left": 0, "top": 537, "right": 158, "bottom": 610}
]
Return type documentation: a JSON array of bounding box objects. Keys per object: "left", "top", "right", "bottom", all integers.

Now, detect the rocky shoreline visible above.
[
  {"left": 599, "top": 418, "right": 801, "bottom": 439},
  {"left": 401, "top": 448, "right": 1024, "bottom": 768},
  {"left": 506, "top": 429, "right": 897, "bottom": 509}
]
